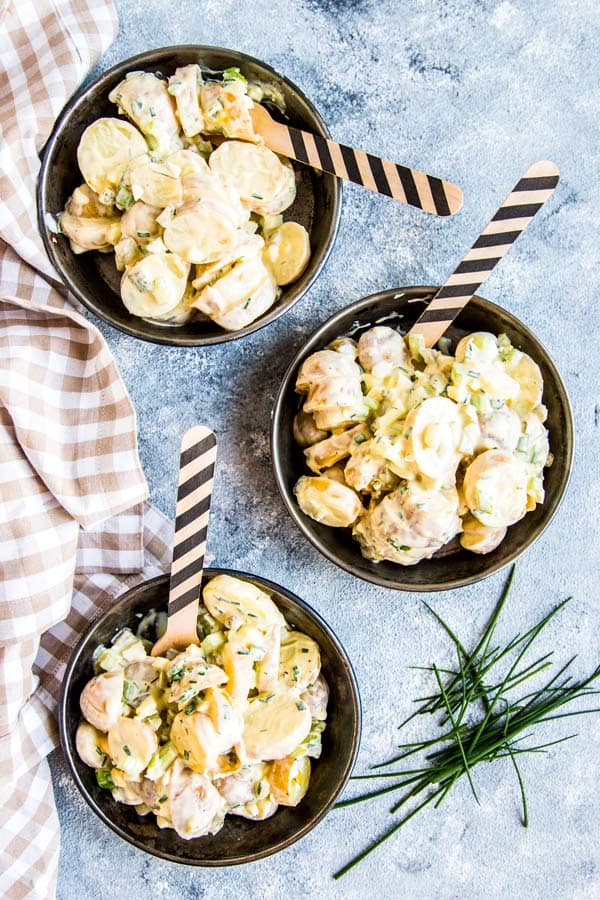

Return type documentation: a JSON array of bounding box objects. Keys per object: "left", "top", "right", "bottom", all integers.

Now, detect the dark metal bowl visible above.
[
  {"left": 38, "top": 46, "right": 341, "bottom": 346},
  {"left": 271, "top": 287, "right": 574, "bottom": 591},
  {"left": 59, "top": 569, "right": 360, "bottom": 864}
]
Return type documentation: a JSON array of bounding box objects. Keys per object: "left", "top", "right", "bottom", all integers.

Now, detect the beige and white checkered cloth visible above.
[{"left": 0, "top": 3, "right": 173, "bottom": 897}]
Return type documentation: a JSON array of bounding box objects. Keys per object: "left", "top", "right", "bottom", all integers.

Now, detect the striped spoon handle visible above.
[
  {"left": 249, "top": 105, "right": 463, "bottom": 217},
  {"left": 408, "top": 160, "right": 560, "bottom": 347},
  {"left": 151, "top": 426, "right": 217, "bottom": 656}
]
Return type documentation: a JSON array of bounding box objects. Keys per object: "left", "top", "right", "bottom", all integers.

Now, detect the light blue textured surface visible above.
[{"left": 50, "top": 1, "right": 600, "bottom": 898}]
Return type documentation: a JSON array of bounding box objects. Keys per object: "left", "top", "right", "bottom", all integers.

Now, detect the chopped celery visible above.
[
  {"left": 197, "top": 609, "right": 221, "bottom": 638},
  {"left": 293, "top": 720, "right": 326, "bottom": 760},
  {"left": 123, "top": 680, "right": 140, "bottom": 704},
  {"left": 408, "top": 333, "right": 425, "bottom": 361},
  {"left": 201, "top": 631, "right": 226, "bottom": 657},
  {"left": 96, "top": 629, "right": 148, "bottom": 672},
  {"left": 247, "top": 83, "right": 264, "bottom": 102},
  {"left": 222, "top": 66, "right": 247, "bottom": 84},
  {"left": 95, "top": 648, "right": 124, "bottom": 672},
  {"left": 146, "top": 742, "right": 178, "bottom": 781},
  {"left": 260, "top": 213, "right": 283, "bottom": 235},
  {"left": 475, "top": 488, "right": 494, "bottom": 516},
  {"left": 115, "top": 185, "right": 133, "bottom": 210},
  {"left": 515, "top": 435, "right": 530, "bottom": 456},
  {"left": 96, "top": 769, "right": 115, "bottom": 790}
]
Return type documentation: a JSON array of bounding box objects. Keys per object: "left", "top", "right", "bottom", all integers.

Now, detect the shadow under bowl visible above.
[
  {"left": 59, "top": 569, "right": 361, "bottom": 864},
  {"left": 271, "top": 286, "right": 574, "bottom": 592},
  {"left": 38, "top": 45, "right": 341, "bottom": 346}
]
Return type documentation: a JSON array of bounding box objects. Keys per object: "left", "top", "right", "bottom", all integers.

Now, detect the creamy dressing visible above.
[{"left": 294, "top": 327, "right": 550, "bottom": 564}]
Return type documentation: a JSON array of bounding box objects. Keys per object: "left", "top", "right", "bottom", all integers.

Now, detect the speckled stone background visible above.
[{"left": 48, "top": 1, "right": 600, "bottom": 897}]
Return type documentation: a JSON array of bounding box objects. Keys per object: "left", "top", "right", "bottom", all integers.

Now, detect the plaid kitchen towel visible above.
[{"left": 0, "top": 2, "right": 173, "bottom": 897}]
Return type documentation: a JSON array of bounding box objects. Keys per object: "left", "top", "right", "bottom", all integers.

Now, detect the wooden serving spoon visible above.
[
  {"left": 408, "top": 160, "right": 560, "bottom": 347},
  {"left": 151, "top": 425, "right": 217, "bottom": 657},
  {"left": 248, "top": 104, "right": 463, "bottom": 217}
]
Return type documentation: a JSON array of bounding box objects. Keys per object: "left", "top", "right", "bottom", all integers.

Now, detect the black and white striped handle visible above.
[
  {"left": 287, "top": 124, "right": 462, "bottom": 217},
  {"left": 250, "top": 105, "right": 463, "bottom": 217},
  {"left": 408, "top": 161, "right": 560, "bottom": 347},
  {"left": 152, "top": 426, "right": 217, "bottom": 655}
]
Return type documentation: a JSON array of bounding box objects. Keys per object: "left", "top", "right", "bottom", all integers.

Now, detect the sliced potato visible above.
[
  {"left": 455, "top": 332, "right": 499, "bottom": 365},
  {"left": 505, "top": 349, "right": 544, "bottom": 416},
  {"left": 163, "top": 200, "right": 238, "bottom": 264},
  {"left": 476, "top": 406, "right": 522, "bottom": 453},
  {"left": 65, "top": 184, "right": 115, "bottom": 218},
  {"left": 206, "top": 687, "right": 243, "bottom": 747},
  {"left": 128, "top": 158, "right": 183, "bottom": 207},
  {"left": 209, "top": 141, "right": 291, "bottom": 213},
  {"left": 258, "top": 157, "right": 296, "bottom": 215},
  {"left": 167, "top": 661, "right": 227, "bottom": 707},
  {"left": 120, "top": 200, "right": 161, "bottom": 243},
  {"left": 264, "top": 222, "right": 310, "bottom": 286},
  {"left": 75, "top": 722, "right": 109, "bottom": 769},
  {"left": 353, "top": 482, "right": 461, "bottom": 566},
  {"left": 107, "top": 716, "right": 158, "bottom": 778},
  {"left": 215, "top": 763, "right": 267, "bottom": 807},
  {"left": 301, "top": 675, "right": 329, "bottom": 721},
  {"left": 203, "top": 574, "right": 285, "bottom": 631},
  {"left": 168, "top": 65, "right": 205, "bottom": 137},
  {"left": 77, "top": 117, "right": 148, "bottom": 201},
  {"left": 167, "top": 147, "right": 210, "bottom": 176},
  {"left": 171, "top": 710, "right": 225, "bottom": 772},
  {"left": 111, "top": 779, "right": 144, "bottom": 806},
  {"left": 243, "top": 692, "right": 312, "bottom": 761},
  {"left": 304, "top": 424, "right": 369, "bottom": 473},
  {"left": 344, "top": 440, "right": 395, "bottom": 493},
  {"left": 255, "top": 625, "right": 281, "bottom": 693},
  {"left": 168, "top": 759, "right": 226, "bottom": 838},
  {"left": 294, "top": 475, "right": 362, "bottom": 528},
  {"left": 293, "top": 410, "right": 329, "bottom": 449},
  {"left": 109, "top": 73, "right": 183, "bottom": 157},
  {"left": 114, "top": 236, "right": 142, "bottom": 271},
  {"left": 191, "top": 234, "right": 263, "bottom": 292},
  {"left": 459, "top": 514, "right": 507, "bottom": 554},
  {"left": 270, "top": 755, "right": 311, "bottom": 806},
  {"left": 278, "top": 630, "right": 321, "bottom": 692},
  {"left": 60, "top": 212, "right": 121, "bottom": 253},
  {"left": 200, "top": 79, "right": 255, "bottom": 141},
  {"left": 231, "top": 795, "right": 278, "bottom": 820},
  {"left": 147, "top": 283, "right": 197, "bottom": 325},
  {"left": 463, "top": 449, "right": 528, "bottom": 528},
  {"left": 357, "top": 326, "right": 409, "bottom": 373},
  {"left": 192, "top": 252, "right": 271, "bottom": 317},
  {"left": 296, "top": 348, "right": 363, "bottom": 392},
  {"left": 79, "top": 670, "right": 124, "bottom": 732},
  {"left": 404, "top": 397, "right": 464, "bottom": 480},
  {"left": 180, "top": 172, "right": 248, "bottom": 227},
  {"left": 221, "top": 640, "right": 255, "bottom": 703},
  {"left": 208, "top": 268, "right": 278, "bottom": 331},
  {"left": 121, "top": 252, "right": 189, "bottom": 318}
]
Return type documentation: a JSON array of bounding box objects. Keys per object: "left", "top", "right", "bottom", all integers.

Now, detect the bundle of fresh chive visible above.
[{"left": 333, "top": 566, "right": 600, "bottom": 879}]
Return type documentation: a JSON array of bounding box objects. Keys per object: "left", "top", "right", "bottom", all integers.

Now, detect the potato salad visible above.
[
  {"left": 293, "top": 327, "right": 551, "bottom": 565},
  {"left": 57, "top": 67, "right": 311, "bottom": 331},
  {"left": 76, "top": 575, "right": 327, "bottom": 839}
]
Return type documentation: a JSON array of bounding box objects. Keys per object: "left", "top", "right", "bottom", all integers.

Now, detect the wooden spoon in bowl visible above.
[
  {"left": 151, "top": 425, "right": 217, "bottom": 657},
  {"left": 408, "top": 160, "right": 560, "bottom": 347},
  {"left": 247, "top": 104, "right": 463, "bottom": 217}
]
